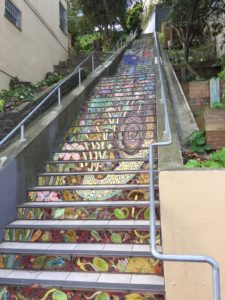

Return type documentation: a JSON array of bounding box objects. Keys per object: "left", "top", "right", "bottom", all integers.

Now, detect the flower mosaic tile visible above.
[{"left": 0, "top": 286, "right": 164, "bottom": 300}]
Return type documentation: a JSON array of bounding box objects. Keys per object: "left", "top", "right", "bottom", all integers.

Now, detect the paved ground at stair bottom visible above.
[{"left": 0, "top": 35, "right": 165, "bottom": 300}]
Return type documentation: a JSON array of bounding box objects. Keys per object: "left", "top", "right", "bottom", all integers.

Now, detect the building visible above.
[
  {"left": 0, "top": 0, "right": 68, "bottom": 89},
  {"left": 143, "top": 0, "right": 159, "bottom": 16}
]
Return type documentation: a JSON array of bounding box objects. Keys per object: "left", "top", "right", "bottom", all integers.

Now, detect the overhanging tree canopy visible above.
[{"left": 163, "top": 0, "right": 225, "bottom": 78}]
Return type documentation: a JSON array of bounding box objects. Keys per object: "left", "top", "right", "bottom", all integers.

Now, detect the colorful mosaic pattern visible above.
[
  {"left": 17, "top": 206, "right": 160, "bottom": 221},
  {"left": 28, "top": 188, "right": 159, "bottom": 202},
  {"left": 0, "top": 287, "right": 164, "bottom": 300},
  {"left": 0, "top": 37, "right": 163, "bottom": 298},
  {"left": 0, "top": 254, "right": 162, "bottom": 274},
  {"left": 5, "top": 228, "right": 160, "bottom": 244},
  {"left": 45, "top": 162, "right": 151, "bottom": 173},
  {"left": 38, "top": 173, "right": 150, "bottom": 186}
]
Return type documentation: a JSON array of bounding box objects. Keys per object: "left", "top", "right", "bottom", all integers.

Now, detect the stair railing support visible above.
[
  {"left": 78, "top": 67, "right": 81, "bottom": 86},
  {"left": 92, "top": 53, "right": 95, "bottom": 72},
  {"left": 20, "top": 125, "right": 25, "bottom": 142},
  {"left": 57, "top": 87, "right": 61, "bottom": 107}
]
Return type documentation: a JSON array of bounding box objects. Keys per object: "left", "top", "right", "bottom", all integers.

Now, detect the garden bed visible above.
[{"left": 0, "top": 70, "right": 87, "bottom": 141}]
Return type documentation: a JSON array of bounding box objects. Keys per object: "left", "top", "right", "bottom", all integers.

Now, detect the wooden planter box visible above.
[{"left": 198, "top": 108, "right": 225, "bottom": 150}]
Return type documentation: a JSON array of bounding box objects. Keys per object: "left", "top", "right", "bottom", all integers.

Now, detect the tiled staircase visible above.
[{"left": 0, "top": 35, "right": 165, "bottom": 300}]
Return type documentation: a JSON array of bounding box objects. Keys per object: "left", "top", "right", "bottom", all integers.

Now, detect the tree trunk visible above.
[{"left": 183, "top": 41, "right": 200, "bottom": 80}]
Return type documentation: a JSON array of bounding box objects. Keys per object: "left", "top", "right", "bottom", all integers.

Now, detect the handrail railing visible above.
[
  {"left": 0, "top": 31, "right": 137, "bottom": 148},
  {"left": 150, "top": 31, "right": 221, "bottom": 300}
]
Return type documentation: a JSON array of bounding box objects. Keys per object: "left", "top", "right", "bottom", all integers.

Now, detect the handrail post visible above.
[
  {"left": 20, "top": 125, "right": 25, "bottom": 142},
  {"left": 57, "top": 87, "right": 61, "bottom": 107},
  {"left": 78, "top": 67, "right": 81, "bottom": 86},
  {"left": 92, "top": 53, "right": 95, "bottom": 72}
]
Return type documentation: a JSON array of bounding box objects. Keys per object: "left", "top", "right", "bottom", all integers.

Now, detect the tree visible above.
[
  {"left": 68, "top": 0, "right": 93, "bottom": 48},
  {"left": 163, "top": 0, "right": 225, "bottom": 78},
  {"left": 126, "top": 1, "right": 143, "bottom": 33}
]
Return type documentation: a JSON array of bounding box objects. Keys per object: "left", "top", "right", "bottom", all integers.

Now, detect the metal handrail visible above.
[
  {"left": 150, "top": 31, "right": 221, "bottom": 300},
  {"left": 0, "top": 32, "right": 136, "bottom": 148}
]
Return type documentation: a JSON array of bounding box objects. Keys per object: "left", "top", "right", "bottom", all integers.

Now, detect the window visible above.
[
  {"left": 5, "top": 0, "right": 22, "bottom": 29},
  {"left": 59, "top": 1, "right": 67, "bottom": 35}
]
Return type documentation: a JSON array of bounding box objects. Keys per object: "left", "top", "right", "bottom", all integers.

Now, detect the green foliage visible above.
[
  {"left": 77, "top": 33, "right": 101, "bottom": 53},
  {"left": 167, "top": 45, "right": 215, "bottom": 67},
  {"left": 186, "top": 130, "right": 211, "bottom": 153},
  {"left": 185, "top": 159, "right": 202, "bottom": 168},
  {"left": 218, "top": 68, "right": 225, "bottom": 101},
  {"left": 162, "top": 0, "right": 225, "bottom": 77},
  {"left": 0, "top": 99, "right": 5, "bottom": 112},
  {"left": 185, "top": 148, "right": 225, "bottom": 168},
  {"left": 0, "top": 74, "right": 64, "bottom": 112},
  {"left": 158, "top": 32, "right": 164, "bottom": 44},
  {"left": 126, "top": 2, "right": 143, "bottom": 33},
  {"left": 34, "top": 74, "right": 64, "bottom": 89},
  {"left": 212, "top": 101, "right": 225, "bottom": 109}
]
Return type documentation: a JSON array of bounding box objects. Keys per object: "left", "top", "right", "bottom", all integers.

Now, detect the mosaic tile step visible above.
[
  {"left": 87, "top": 96, "right": 155, "bottom": 106},
  {"left": 95, "top": 82, "right": 155, "bottom": 90},
  {"left": 66, "top": 123, "right": 156, "bottom": 135},
  {"left": 37, "top": 173, "right": 150, "bottom": 187},
  {"left": 0, "top": 286, "right": 165, "bottom": 300},
  {"left": 73, "top": 115, "right": 156, "bottom": 127},
  {"left": 88, "top": 91, "right": 155, "bottom": 99},
  {"left": 27, "top": 187, "right": 158, "bottom": 202},
  {"left": 4, "top": 223, "right": 160, "bottom": 244},
  {"left": 80, "top": 104, "right": 156, "bottom": 114},
  {"left": 99, "top": 77, "right": 155, "bottom": 84},
  {"left": 52, "top": 151, "right": 155, "bottom": 164},
  {"left": 56, "top": 147, "right": 155, "bottom": 160},
  {"left": 17, "top": 204, "right": 158, "bottom": 221},
  {"left": 88, "top": 95, "right": 156, "bottom": 104},
  {"left": 0, "top": 253, "right": 162, "bottom": 274},
  {"left": 117, "top": 71, "right": 155, "bottom": 75},
  {"left": 91, "top": 89, "right": 155, "bottom": 98},
  {"left": 75, "top": 110, "right": 156, "bottom": 121},
  {"left": 92, "top": 86, "right": 155, "bottom": 94},
  {"left": 97, "top": 81, "right": 155, "bottom": 89},
  {"left": 0, "top": 272, "right": 164, "bottom": 297},
  {"left": 63, "top": 132, "right": 156, "bottom": 144},
  {"left": 19, "top": 200, "right": 158, "bottom": 208},
  {"left": 44, "top": 161, "right": 153, "bottom": 173}
]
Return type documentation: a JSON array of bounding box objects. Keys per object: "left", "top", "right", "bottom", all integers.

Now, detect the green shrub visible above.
[{"left": 186, "top": 130, "right": 211, "bottom": 153}]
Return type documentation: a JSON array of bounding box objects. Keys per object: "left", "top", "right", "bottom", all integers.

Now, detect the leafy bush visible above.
[
  {"left": 167, "top": 45, "right": 215, "bottom": 67},
  {"left": 77, "top": 33, "right": 101, "bottom": 53},
  {"left": 185, "top": 147, "right": 225, "bottom": 168},
  {"left": 0, "top": 73, "right": 64, "bottom": 112},
  {"left": 126, "top": 2, "right": 143, "bottom": 33},
  {"left": 218, "top": 68, "right": 225, "bottom": 101},
  {"left": 0, "top": 99, "right": 5, "bottom": 112},
  {"left": 212, "top": 101, "right": 225, "bottom": 109},
  {"left": 186, "top": 130, "right": 211, "bottom": 153}
]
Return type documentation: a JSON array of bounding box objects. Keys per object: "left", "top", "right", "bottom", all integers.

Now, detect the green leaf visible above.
[
  {"left": 144, "top": 208, "right": 150, "bottom": 220},
  {"left": 191, "top": 144, "right": 204, "bottom": 153},
  {"left": 204, "top": 144, "right": 211, "bottom": 151},
  {"left": 185, "top": 159, "right": 202, "bottom": 168},
  {"left": 93, "top": 257, "right": 109, "bottom": 272},
  {"left": 53, "top": 208, "right": 65, "bottom": 219},
  {"left": 95, "top": 293, "right": 110, "bottom": 300},
  {"left": 111, "top": 233, "right": 122, "bottom": 244},
  {"left": 202, "top": 160, "right": 223, "bottom": 168},
  {"left": 195, "top": 136, "right": 205, "bottom": 145},
  {"left": 52, "top": 291, "right": 68, "bottom": 300}
]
